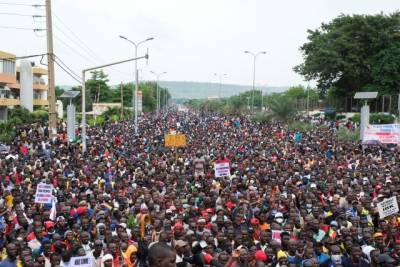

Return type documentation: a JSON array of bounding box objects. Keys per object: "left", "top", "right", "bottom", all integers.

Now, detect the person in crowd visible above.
[{"left": 0, "top": 109, "right": 398, "bottom": 267}]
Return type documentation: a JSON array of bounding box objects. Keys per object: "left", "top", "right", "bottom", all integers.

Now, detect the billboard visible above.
[{"left": 363, "top": 124, "right": 400, "bottom": 145}]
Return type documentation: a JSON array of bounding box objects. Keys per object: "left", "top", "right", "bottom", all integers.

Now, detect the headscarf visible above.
[
  {"left": 101, "top": 254, "right": 114, "bottom": 267},
  {"left": 123, "top": 245, "right": 138, "bottom": 267}
]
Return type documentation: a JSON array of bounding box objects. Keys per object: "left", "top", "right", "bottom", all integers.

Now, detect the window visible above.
[{"left": 0, "top": 60, "right": 16, "bottom": 75}]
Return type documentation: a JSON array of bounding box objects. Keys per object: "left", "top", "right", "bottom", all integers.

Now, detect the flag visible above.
[{"left": 50, "top": 197, "right": 57, "bottom": 221}]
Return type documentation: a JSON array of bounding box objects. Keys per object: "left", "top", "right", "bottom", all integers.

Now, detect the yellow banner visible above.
[{"left": 165, "top": 134, "right": 187, "bottom": 147}]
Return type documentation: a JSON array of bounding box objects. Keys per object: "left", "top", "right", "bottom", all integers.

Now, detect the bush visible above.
[
  {"left": 312, "top": 113, "right": 321, "bottom": 117},
  {"left": 251, "top": 112, "right": 272, "bottom": 124},
  {"left": 336, "top": 114, "right": 346, "bottom": 120},
  {"left": 0, "top": 121, "right": 16, "bottom": 143},
  {"left": 8, "top": 107, "right": 31, "bottom": 123},
  {"left": 351, "top": 113, "right": 395, "bottom": 124},
  {"left": 88, "top": 116, "right": 105, "bottom": 126},
  {"left": 325, "top": 112, "right": 336, "bottom": 120},
  {"left": 337, "top": 127, "right": 360, "bottom": 141},
  {"left": 287, "top": 122, "right": 313, "bottom": 132},
  {"left": 370, "top": 113, "right": 395, "bottom": 124},
  {"left": 32, "top": 109, "right": 48, "bottom": 123},
  {"left": 351, "top": 113, "right": 361, "bottom": 124}
]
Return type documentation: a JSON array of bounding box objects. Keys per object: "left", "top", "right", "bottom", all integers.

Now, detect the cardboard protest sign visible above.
[
  {"left": 165, "top": 134, "right": 187, "bottom": 147},
  {"left": 70, "top": 256, "right": 93, "bottom": 267},
  {"left": 34, "top": 183, "right": 53, "bottom": 204},
  {"left": 214, "top": 159, "right": 230, "bottom": 178},
  {"left": 377, "top": 196, "right": 399, "bottom": 219}
]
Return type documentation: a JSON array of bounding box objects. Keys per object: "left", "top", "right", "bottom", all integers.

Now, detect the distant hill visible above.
[
  {"left": 59, "top": 81, "right": 289, "bottom": 100},
  {"left": 159, "top": 81, "right": 288, "bottom": 99}
]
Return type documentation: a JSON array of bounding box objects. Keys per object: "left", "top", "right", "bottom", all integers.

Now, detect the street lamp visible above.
[
  {"left": 119, "top": 35, "right": 154, "bottom": 134},
  {"left": 150, "top": 71, "right": 167, "bottom": 115},
  {"left": 244, "top": 50, "right": 266, "bottom": 113},
  {"left": 214, "top": 73, "right": 227, "bottom": 99},
  {"left": 81, "top": 54, "right": 149, "bottom": 152}
]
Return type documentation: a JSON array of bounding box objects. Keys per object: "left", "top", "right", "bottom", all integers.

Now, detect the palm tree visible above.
[
  {"left": 101, "top": 107, "right": 132, "bottom": 121},
  {"left": 268, "top": 95, "right": 298, "bottom": 122}
]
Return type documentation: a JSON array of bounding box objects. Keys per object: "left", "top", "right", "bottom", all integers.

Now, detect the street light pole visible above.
[
  {"left": 244, "top": 50, "right": 266, "bottom": 113},
  {"left": 150, "top": 71, "right": 167, "bottom": 115},
  {"left": 214, "top": 73, "right": 227, "bottom": 99},
  {"left": 119, "top": 35, "right": 154, "bottom": 134},
  {"left": 81, "top": 54, "right": 149, "bottom": 152}
]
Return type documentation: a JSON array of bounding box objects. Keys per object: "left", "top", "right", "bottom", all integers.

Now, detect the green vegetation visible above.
[
  {"left": 186, "top": 87, "right": 310, "bottom": 117},
  {"left": 295, "top": 12, "right": 400, "bottom": 99},
  {"left": 351, "top": 113, "right": 396, "bottom": 124},
  {"left": 337, "top": 127, "right": 360, "bottom": 142},
  {"left": 286, "top": 122, "right": 314, "bottom": 132},
  {"left": 58, "top": 70, "right": 171, "bottom": 113},
  {"left": 87, "top": 107, "right": 133, "bottom": 126},
  {"left": 0, "top": 107, "right": 50, "bottom": 143},
  {"left": 267, "top": 95, "right": 298, "bottom": 122}
]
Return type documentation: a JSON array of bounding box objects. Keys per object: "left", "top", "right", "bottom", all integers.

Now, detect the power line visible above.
[
  {"left": 53, "top": 12, "right": 131, "bottom": 78},
  {"left": 53, "top": 23, "right": 99, "bottom": 61},
  {"left": 54, "top": 34, "right": 99, "bottom": 65},
  {"left": 0, "top": 2, "right": 43, "bottom": 7},
  {"left": 0, "top": 25, "right": 44, "bottom": 31},
  {"left": 0, "top": 53, "right": 48, "bottom": 61},
  {"left": 53, "top": 13, "right": 99, "bottom": 59},
  {"left": 0, "top": 12, "right": 42, "bottom": 17},
  {"left": 54, "top": 55, "right": 81, "bottom": 80},
  {"left": 54, "top": 59, "right": 81, "bottom": 84}
]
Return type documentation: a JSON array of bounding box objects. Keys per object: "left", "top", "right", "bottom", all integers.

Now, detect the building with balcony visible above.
[
  {"left": 0, "top": 50, "right": 49, "bottom": 121},
  {"left": 0, "top": 51, "right": 18, "bottom": 120}
]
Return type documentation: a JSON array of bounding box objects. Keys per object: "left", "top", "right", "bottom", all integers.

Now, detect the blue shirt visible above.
[{"left": 0, "top": 259, "right": 17, "bottom": 267}]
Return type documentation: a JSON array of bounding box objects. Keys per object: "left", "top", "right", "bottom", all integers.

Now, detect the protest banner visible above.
[
  {"left": 214, "top": 159, "right": 231, "bottom": 178},
  {"left": 363, "top": 124, "right": 400, "bottom": 145},
  {"left": 70, "top": 256, "right": 93, "bottom": 267},
  {"left": 165, "top": 134, "right": 187, "bottom": 147},
  {"left": 377, "top": 196, "right": 399, "bottom": 219},
  {"left": 34, "top": 183, "right": 53, "bottom": 204}
]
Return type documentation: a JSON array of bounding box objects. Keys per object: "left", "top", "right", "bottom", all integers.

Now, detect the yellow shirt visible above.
[{"left": 5, "top": 195, "right": 13, "bottom": 208}]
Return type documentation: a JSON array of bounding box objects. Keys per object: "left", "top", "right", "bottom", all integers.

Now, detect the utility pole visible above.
[
  {"left": 97, "top": 84, "right": 101, "bottom": 103},
  {"left": 46, "top": 0, "right": 57, "bottom": 137},
  {"left": 120, "top": 82, "right": 123, "bottom": 119},
  {"left": 306, "top": 84, "right": 310, "bottom": 116},
  {"left": 81, "top": 54, "right": 149, "bottom": 152}
]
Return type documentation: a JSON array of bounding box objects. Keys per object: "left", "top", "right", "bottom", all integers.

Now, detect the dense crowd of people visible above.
[{"left": 0, "top": 109, "right": 399, "bottom": 267}]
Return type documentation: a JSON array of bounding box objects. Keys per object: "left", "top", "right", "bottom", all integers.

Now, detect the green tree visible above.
[
  {"left": 268, "top": 95, "right": 298, "bottom": 122},
  {"left": 294, "top": 12, "right": 400, "bottom": 97},
  {"left": 85, "top": 70, "right": 112, "bottom": 103},
  {"left": 55, "top": 86, "right": 64, "bottom": 98}
]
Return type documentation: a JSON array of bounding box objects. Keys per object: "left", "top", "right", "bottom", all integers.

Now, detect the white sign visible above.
[
  {"left": 70, "top": 256, "right": 93, "bottom": 267},
  {"left": 363, "top": 124, "right": 400, "bottom": 145},
  {"left": 214, "top": 160, "right": 231, "bottom": 178},
  {"left": 377, "top": 196, "right": 399, "bottom": 219},
  {"left": 137, "top": 91, "right": 143, "bottom": 115},
  {"left": 34, "top": 183, "right": 53, "bottom": 204}
]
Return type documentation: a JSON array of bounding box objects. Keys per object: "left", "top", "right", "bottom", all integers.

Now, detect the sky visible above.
[{"left": 1, "top": 0, "right": 399, "bottom": 88}]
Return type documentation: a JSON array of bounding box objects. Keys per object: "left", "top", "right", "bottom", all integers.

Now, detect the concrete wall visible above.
[
  {"left": 0, "top": 106, "right": 7, "bottom": 121},
  {"left": 19, "top": 60, "right": 33, "bottom": 112},
  {"left": 56, "top": 100, "right": 63, "bottom": 119}
]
